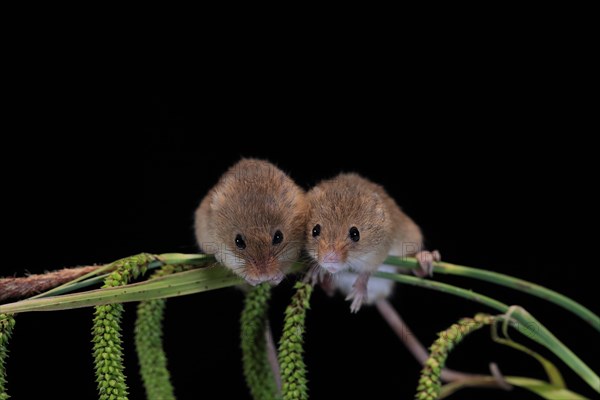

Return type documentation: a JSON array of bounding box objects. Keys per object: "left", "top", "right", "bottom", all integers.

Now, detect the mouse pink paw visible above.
[
  {"left": 414, "top": 250, "right": 441, "bottom": 277},
  {"left": 345, "top": 288, "right": 367, "bottom": 313},
  {"left": 345, "top": 273, "right": 370, "bottom": 313}
]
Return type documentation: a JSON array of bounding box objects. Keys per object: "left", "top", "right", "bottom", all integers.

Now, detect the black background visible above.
[{"left": 2, "top": 57, "right": 598, "bottom": 399}]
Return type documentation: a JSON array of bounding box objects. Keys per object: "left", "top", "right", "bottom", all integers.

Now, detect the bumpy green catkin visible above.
[
  {"left": 278, "top": 282, "right": 313, "bottom": 400},
  {"left": 92, "top": 253, "right": 154, "bottom": 400},
  {"left": 134, "top": 264, "right": 187, "bottom": 400},
  {"left": 0, "top": 314, "right": 15, "bottom": 400},
  {"left": 416, "top": 313, "right": 495, "bottom": 400},
  {"left": 241, "top": 283, "right": 278, "bottom": 400}
]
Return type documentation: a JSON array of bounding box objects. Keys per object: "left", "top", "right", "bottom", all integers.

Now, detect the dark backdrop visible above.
[{"left": 1, "top": 80, "right": 596, "bottom": 400}]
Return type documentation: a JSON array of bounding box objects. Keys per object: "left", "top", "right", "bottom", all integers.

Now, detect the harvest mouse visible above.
[
  {"left": 305, "top": 173, "right": 440, "bottom": 312},
  {"left": 195, "top": 159, "right": 307, "bottom": 286}
]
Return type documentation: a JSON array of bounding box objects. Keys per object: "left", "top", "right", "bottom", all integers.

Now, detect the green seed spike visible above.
[
  {"left": 92, "top": 253, "right": 155, "bottom": 400},
  {"left": 135, "top": 264, "right": 188, "bottom": 400},
  {"left": 241, "top": 283, "right": 278, "bottom": 400},
  {"left": 0, "top": 314, "right": 15, "bottom": 400},
  {"left": 415, "top": 314, "right": 495, "bottom": 400},
  {"left": 278, "top": 282, "right": 313, "bottom": 400}
]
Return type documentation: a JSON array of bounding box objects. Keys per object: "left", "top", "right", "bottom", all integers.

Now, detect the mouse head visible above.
[
  {"left": 210, "top": 159, "right": 307, "bottom": 285},
  {"left": 305, "top": 173, "right": 390, "bottom": 274}
]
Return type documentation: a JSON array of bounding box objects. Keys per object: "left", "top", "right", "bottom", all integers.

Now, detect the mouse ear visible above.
[
  {"left": 372, "top": 193, "right": 386, "bottom": 221},
  {"left": 210, "top": 189, "right": 227, "bottom": 210},
  {"left": 308, "top": 186, "right": 323, "bottom": 198}
]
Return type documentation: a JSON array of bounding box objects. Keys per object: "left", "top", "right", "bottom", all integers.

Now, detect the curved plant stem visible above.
[
  {"left": 135, "top": 265, "right": 188, "bottom": 400},
  {"left": 374, "top": 270, "right": 600, "bottom": 394},
  {"left": 416, "top": 314, "right": 496, "bottom": 399},
  {"left": 241, "top": 283, "right": 278, "bottom": 400},
  {"left": 0, "top": 314, "right": 15, "bottom": 400},
  {"left": 265, "top": 321, "right": 282, "bottom": 393},
  {"left": 384, "top": 256, "right": 600, "bottom": 333},
  {"left": 439, "top": 376, "right": 505, "bottom": 399},
  {"left": 374, "top": 299, "right": 486, "bottom": 383},
  {"left": 92, "top": 253, "right": 155, "bottom": 400},
  {"left": 278, "top": 282, "right": 313, "bottom": 400}
]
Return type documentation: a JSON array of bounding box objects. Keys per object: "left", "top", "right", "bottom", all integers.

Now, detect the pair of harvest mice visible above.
[{"left": 195, "top": 159, "right": 439, "bottom": 312}]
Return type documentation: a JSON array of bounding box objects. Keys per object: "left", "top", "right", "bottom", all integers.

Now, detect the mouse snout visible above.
[
  {"left": 246, "top": 260, "right": 284, "bottom": 286},
  {"left": 322, "top": 251, "right": 342, "bottom": 264},
  {"left": 319, "top": 250, "right": 347, "bottom": 274},
  {"left": 245, "top": 272, "right": 283, "bottom": 286}
]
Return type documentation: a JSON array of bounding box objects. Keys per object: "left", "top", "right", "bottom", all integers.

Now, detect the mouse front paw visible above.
[
  {"left": 345, "top": 287, "right": 367, "bottom": 313},
  {"left": 414, "top": 250, "right": 441, "bottom": 277}
]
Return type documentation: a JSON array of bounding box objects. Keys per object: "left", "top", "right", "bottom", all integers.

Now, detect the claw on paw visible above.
[
  {"left": 345, "top": 286, "right": 367, "bottom": 313},
  {"left": 414, "top": 250, "right": 441, "bottom": 277}
]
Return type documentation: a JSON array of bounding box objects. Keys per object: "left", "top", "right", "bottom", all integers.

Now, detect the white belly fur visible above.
[{"left": 334, "top": 265, "right": 396, "bottom": 305}]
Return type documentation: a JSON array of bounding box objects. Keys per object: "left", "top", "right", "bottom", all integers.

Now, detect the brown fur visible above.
[
  {"left": 195, "top": 159, "right": 307, "bottom": 284},
  {"left": 305, "top": 173, "right": 423, "bottom": 274}
]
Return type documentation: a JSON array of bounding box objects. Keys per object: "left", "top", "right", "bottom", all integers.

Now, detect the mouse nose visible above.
[{"left": 322, "top": 251, "right": 341, "bottom": 264}]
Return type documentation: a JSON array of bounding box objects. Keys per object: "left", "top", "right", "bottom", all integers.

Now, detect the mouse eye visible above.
[
  {"left": 312, "top": 224, "right": 321, "bottom": 237},
  {"left": 349, "top": 226, "right": 360, "bottom": 242},
  {"left": 235, "top": 234, "right": 246, "bottom": 249},
  {"left": 272, "top": 230, "right": 284, "bottom": 245}
]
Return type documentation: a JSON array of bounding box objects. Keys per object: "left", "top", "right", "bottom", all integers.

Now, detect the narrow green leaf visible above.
[
  {"left": 492, "top": 321, "right": 565, "bottom": 388},
  {"left": 505, "top": 377, "right": 589, "bottom": 399},
  {"left": 383, "top": 256, "right": 600, "bottom": 333},
  {"left": 29, "top": 264, "right": 116, "bottom": 300},
  {"left": 440, "top": 376, "right": 589, "bottom": 400},
  {"left": 30, "top": 253, "right": 214, "bottom": 300}
]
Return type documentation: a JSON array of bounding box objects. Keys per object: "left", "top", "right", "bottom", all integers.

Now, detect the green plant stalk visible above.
[
  {"left": 278, "top": 282, "right": 313, "bottom": 400},
  {"left": 31, "top": 253, "right": 215, "bottom": 300},
  {"left": 375, "top": 271, "right": 600, "bottom": 394},
  {"left": 0, "top": 314, "right": 15, "bottom": 400},
  {"left": 92, "top": 253, "right": 154, "bottom": 400},
  {"left": 0, "top": 267, "right": 243, "bottom": 314},
  {"left": 416, "top": 314, "right": 495, "bottom": 399},
  {"left": 0, "top": 259, "right": 309, "bottom": 315},
  {"left": 384, "top": 256, "right": 600, "bottom": 332},
  {"left": 135, "top": 265, "right": 188, "bottom": 400},
  {"left": 11, "top": 253, "right": 599, "bottom": 334},
  {"left": 241, "top": 283, "right": 278, "bottom": 400},
  {"left": 2, "top": 254, "right": 597, "bottom": 393}
]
